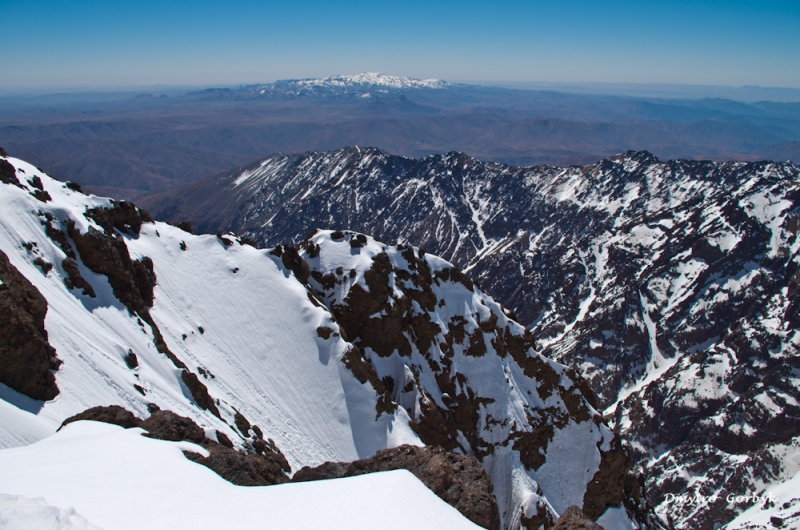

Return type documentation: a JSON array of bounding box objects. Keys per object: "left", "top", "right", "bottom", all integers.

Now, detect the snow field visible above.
[{"left": 0, "top": 421, "right": 483, "bottom": 530}]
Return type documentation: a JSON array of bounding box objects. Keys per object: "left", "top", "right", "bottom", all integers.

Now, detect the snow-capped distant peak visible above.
[
  {"left": 240, "top": 73, "right": 453, "bottom": 98},
  {"left": 297, "top": 73, "right": 450, "bottom": 90}
]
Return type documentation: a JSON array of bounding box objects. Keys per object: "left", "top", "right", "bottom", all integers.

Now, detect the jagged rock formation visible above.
[
  {"left": 297, "top": 230, "right": 654, "bottom": 529},
  {"left": 140, "top": 147, "right": 800, "bottom": 529},
  {"left": 60, "top": 405, "right": 142, "bottom": 430},
  {"left": 550, "top": 506, "right": 604, "bottom": 530},
  {"left": 0, "top": 249, "right": 60, "bottom": 400},
  {"left": 294, "top": 444, "right": 499, "bottom": 530}
]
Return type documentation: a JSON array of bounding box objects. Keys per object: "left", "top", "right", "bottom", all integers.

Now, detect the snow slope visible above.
[
  {"left": 0, "top": 421, "right": 482, "bottom": 530},
  {"left": 0, "top": 155, "right": 417, "bottom": 471},
  {"left": 725, "top": 466, "right": 800, "bottom": 529}
]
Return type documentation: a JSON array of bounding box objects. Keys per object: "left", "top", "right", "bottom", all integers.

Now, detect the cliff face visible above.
[
  {"left": 0, "top": 249, "right": 60, "bottom": 401},
  {"left": 297, "top": 230, "right": 650, "bottom": 528}
]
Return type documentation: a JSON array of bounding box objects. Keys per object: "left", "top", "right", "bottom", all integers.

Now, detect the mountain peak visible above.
[
  {"left": 243, "top": 73, "right": 453, "bottom": 98},
  {"left": 292, "top": 72, "right": 451, "bottom": 90}
]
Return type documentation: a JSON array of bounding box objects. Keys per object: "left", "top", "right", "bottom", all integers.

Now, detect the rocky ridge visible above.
[
  {"left": 293, "top": 444, "right": 499, "bottom": 530},
  {"left": 297, "top": 229, "right": 654, "bottom": 529},
  {"left": 0, "top": 152, "right": 647, "bottom": 529},
  {"left": 61, "top": 405, "right": 291, "bottom": 486},
  {"left": 140, "top": 146, "right": 800, "bottom": 528}
]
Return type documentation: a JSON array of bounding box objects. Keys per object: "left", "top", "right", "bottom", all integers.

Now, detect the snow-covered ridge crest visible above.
[
  {"left": 0, "top": 153, "right": 420, "bottom": 470},
  {"left": 0, "top": 422, "right": 484, "bottom": 530}
]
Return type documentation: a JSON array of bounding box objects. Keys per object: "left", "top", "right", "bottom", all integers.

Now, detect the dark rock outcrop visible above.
[
  {"left": 582, "top": 436, "right": 644, "bottom": 522},
  {"left": 144, "top": 410, "right": 290, "bottom": 486},
  {"left": 180, "top": 370, "right": 221, "bottom": 418},
  {"left": 185, "top": 444, "right": 289, "bottom": 486},
  {"left": 0, "top": 249, "right": 60, "bottom": 400},
  {"left": 123, "top": 350, "right": 138, "bottom": 369},
  {"left": 68, "top": 224, "right": 150, "bottom": 316},
  {"left": 293, "top": 444, "right": 500, "bottom": 530},
  {"left": 276, "top": 244, "right": 310, "bottom": 284},
  {"left": 67, "top": 202, "right": 156, "bottom": 318},
  {"left": 59, "top": 406, "right": 291, "bottom": 486},
  {"left": 550, "top": 506, "right": 604, "bottom": 530},
  {"left": 233, "top": 410, "right": 251, "bottom": 437},
  {"left": 85, "top": 201, "right": 153, "bottom": 236},
  {"left": 27, "top": 175, "right": 52, "bottom": 202},
  {"left": 61, "top": 405, "right": 142, "bottom": 430},
  {"left": 139, "top": 410, "right": 206, "bottom": 443},
  {"left": 61, "top": 257, "right": 96, "bottom": 297},
  {"left": 65, "top": 181, "right": 83, "bottom": 193},
  {"left": 132, "top": 257, "right": 157, "bottom": 307},
  {"left": 0, "top": 158, "right": 22, "bottom": 188}
]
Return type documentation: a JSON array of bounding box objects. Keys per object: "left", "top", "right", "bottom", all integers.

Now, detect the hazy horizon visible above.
[
  {"left": 3, "top": 0, "right": 798, "bottom": 92},
  {"left": 3, "top": 77, "right": 800, "bottom": 105}
]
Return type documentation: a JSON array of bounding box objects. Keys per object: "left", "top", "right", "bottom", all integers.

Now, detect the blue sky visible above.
[{"left": 3, "top": 0, "right": 799, "bottom": 90}]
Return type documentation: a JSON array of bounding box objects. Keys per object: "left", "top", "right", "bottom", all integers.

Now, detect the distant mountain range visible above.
[
  {"left": 140, "top": 146, "right": 800, "bottom": 529},
  {"left": 186, "top": 73, "right": 453, "bottom": 99},
  {"left": 250, "top": 72, "right": 453, "bottom": 94},
  {"left": 2, "top": 73, "right": 798, "bottom": 201}
]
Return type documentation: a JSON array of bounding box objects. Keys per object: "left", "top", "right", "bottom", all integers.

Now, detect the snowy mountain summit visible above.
[
  {"left": 0, "top": 151, "right": 655, "bottom": 529},
  {"left": 291, "top": 72, "right": 451, "bottom": 89},
  {"left": 242, "top": 72, "right": 453, "bottom": 98}
]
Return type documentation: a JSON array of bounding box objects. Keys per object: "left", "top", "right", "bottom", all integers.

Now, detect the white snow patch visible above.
[
  {"left": 597, "top": 505, "right": 638, "bottom": 529},
  {"left": 0, "top": 384, "right": 58, "bottom": 449},
  {"left": 0, "top": 494, "right": 104, "bottom": 530},
  {"left": 529, "top": 420, "right": 602, "bottom": 515},
  {"left": 725, "top": 468, "right": 800, "bottom": 530},
  {"left": 607, "top": 294, "right": 680, "bottom": 415},
  {"left": 292, "top": 72, "right": 450, "bottom": 90},
  {"left": 710, "top": 231, "right": 741, "bottom": 252}
]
